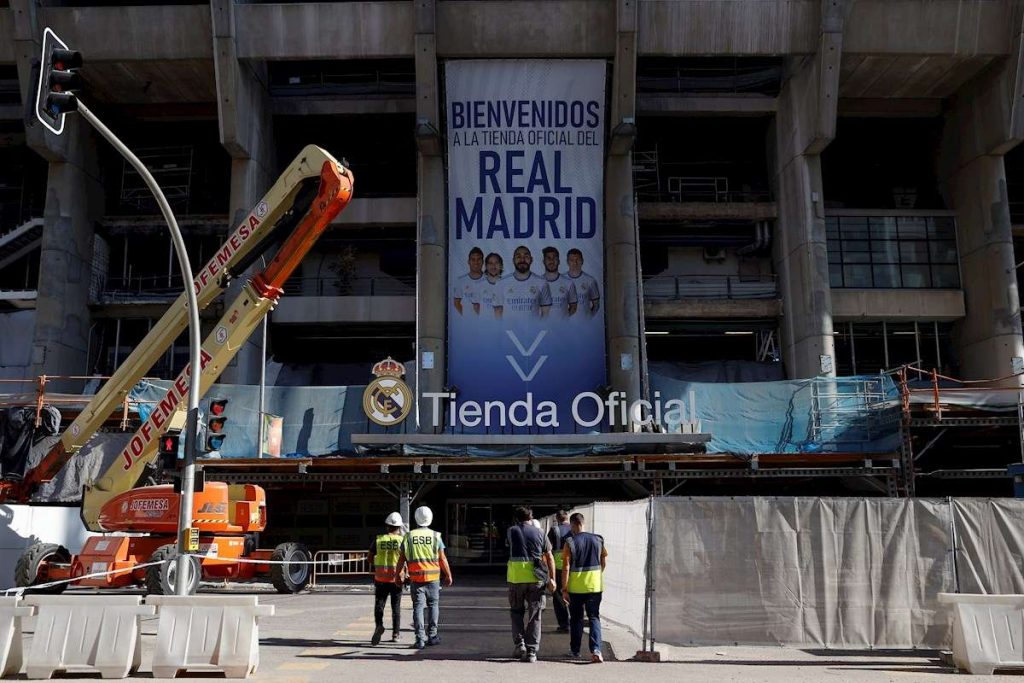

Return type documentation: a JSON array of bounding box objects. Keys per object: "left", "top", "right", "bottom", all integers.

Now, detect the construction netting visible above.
[
  {"left": 582, "top": 497, "right": 1024, "bottom": 650},
  {"left": 649, "top": 372, "right": 901, "bottom": 454}
]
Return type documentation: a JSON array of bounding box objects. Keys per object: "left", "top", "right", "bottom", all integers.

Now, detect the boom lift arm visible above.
[
  {"left": 82, "top": 153, "right": 352, "bottom": 530},
  {"left": 1, "top": 146, "right": 352, "bottom": 505}
]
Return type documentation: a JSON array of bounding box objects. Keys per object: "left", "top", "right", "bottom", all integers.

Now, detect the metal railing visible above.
[
  {"left": 311, "top": 550, "right": 371, "bottom": 587},
  {"left": 271, "top": 70, "right": 415, "bottom": 98},
  {"left": 95, "top": 274, "right": 185, "bottom": 302},
  {"left": 643, "top": 274, "right": 777, "bottom": 300},
  {"left": 282, "top": 275, "right": 416, "bottom": 297}
]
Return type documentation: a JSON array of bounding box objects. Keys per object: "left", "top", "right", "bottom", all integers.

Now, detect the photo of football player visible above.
[
  {"left": 566, "top": 248, "right": 600, "bottom": 315},
  {"left": 452, "top": 246, "right": 485, "bottom": 315},
  {"left": 502, "top": 245, "right": 551, "bottom": 318},
  {"left": 541, "top": 246, "right": 578, "bottom": 319},
  {"left": 479, "top": 252, "right": 505, "bottom": 319}
]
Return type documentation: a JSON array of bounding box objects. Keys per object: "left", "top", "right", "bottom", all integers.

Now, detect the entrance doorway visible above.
[{"left": 445, "top": 499, "right": 586, "bottom": 567}]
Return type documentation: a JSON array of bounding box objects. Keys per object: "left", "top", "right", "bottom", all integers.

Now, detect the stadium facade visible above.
[{"left": 2, "top": 0, "right": 1024, "bottom": 557}]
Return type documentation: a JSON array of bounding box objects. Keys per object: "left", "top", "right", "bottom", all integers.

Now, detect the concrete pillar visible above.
[
  {"left": 10, "top": 0, "right": 103, "bottom": 388},
  {"left": 605, "top": 0, "right": 641, "bottom": 411},
  {"left": 771, "top": 0, "right": 844, "bottom": 378},
  {"left": 937, "top": 10, "right": 1024, "bottom": 383},
  {"left": 414, "top": 0, "right": 446, "bottom": 433},
  {"left": 29, "top": 126, "right": 104, "bottom": 387},
  {"left": 212, "top": 0, "right": 276, "bottom": 384},
  {"left": 942, "top": 156, "right": 1023, "bottom": 381}
]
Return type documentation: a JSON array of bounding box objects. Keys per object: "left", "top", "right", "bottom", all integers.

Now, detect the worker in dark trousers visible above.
[
  {"left": 561, "top": 512, "right": 608, "bottom": 663},
  {"left": 507, "top": 506, "right": 556, "bottom": 663},
  {"left": 368, "top": 512, "right": 405, "bottom": 644},
  {"left": 547, "top": 510, "right": 571, "bottom": 632}
]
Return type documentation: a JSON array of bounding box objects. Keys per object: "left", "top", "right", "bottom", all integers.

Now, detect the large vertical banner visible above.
[{"left": 446, "top": 60, "right": 606, "bottom": 433}]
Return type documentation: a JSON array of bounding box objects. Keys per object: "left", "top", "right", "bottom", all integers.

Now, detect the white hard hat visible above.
[
  {"left": 414, "top": 506, "right": 433, "bottom": 527},
  {"left": 385, "top": 512, "right": 403, "bottom": 527}
]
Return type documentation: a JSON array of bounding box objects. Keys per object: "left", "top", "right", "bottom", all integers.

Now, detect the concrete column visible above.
[
  {"left": 942, "top": 156, "right": 1023, "bottom": 381},
  {"left": 30, "top": 126, "right": 104, "bottom": 386},
  {"left": 771, "top": 0, "right": 844, "bottom": 378},
  {"left": 605, "top": 0, "right": 641, "bottom": 412},
  {"left": 414, "top": 0, "right": 446, "bottom": 433},
  {"left": 212, "top": 0, "right": 276, "bottom": 384},
  {"left": 10, "top": 0, "right": 103, "bottom": 388},
  {"left": 937, "top": 9, "right": 1024, "bottom": 383}
]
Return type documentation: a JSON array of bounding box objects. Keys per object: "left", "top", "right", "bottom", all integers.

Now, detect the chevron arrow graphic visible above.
[
  {"left": 506, "top": 355, "right": 548, "bottom": 381},
  {"left": 506, "top": 330, "right": 547, "bottom": 356}
]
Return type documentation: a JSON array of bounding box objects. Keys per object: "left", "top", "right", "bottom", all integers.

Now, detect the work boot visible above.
[
  {"left": 371, "top": 626, "right": 385, "bottom": 646},
  {"left": 513, "top": 643, "right": 526, "bottom": 659},
  {"left": 427, "top": 635, "right": 441, "bottom": 646}
]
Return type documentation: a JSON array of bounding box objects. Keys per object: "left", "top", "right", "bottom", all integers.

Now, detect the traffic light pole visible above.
[{"left": 76, "top": 100, "right": 202, "bottom": 596}]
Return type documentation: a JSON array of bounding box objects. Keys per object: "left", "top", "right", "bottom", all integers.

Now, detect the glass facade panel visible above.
[
  {"left": 827, "top": 215, "right": 961, "bottom": 289},
  {"left": 899, "top": 241, "right": 930, "bottom": 263},
  {"left": 931, "top": 265, "right": 960, "bottom": 288},
  {"left": 843, "top": 264, "right": 873, "bottom": 287},
  {"left": 835, "top": 322, "right": 957, "bottom": 376},
  {"left": 871, "top": 264, "right": 900, "bottom": 287},
  {"left": 901, "top": 265, "right": 930, "bottom": 288},
  {"left": 898, "top": 216, "right": 928, "bottom": 239}
]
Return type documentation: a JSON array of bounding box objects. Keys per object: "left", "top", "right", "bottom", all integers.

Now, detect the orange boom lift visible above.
[{"left": 10, "top": 146, "right": 353, "bottom": 594}]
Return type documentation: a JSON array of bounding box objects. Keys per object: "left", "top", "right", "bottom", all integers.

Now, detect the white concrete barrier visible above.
[
  {"left": 147, "top": 595, "right": 274, "bottom": 679},
  {"left": 23, "top": 595, "right": 155, "bottom": 679},
  {"left": 938, "top": 593, "right": 1024, "bottom": 674},
  {"left": 0, "top": 596, "right": 34, "bottom": 677}
]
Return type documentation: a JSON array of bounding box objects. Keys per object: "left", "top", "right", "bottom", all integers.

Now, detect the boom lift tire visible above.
[
  {"left": 14, "top": 542, "right": 71, "bottom": 593},
  {"left": 270, "top": 542, "right": 311, "bottom": 594},
  {"left": 146, "top": 544, "right": 200, "bottom": 595}
]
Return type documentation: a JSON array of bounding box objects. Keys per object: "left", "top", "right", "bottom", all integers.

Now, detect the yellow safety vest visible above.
[
  {"left": 551, "top": 524, "right": 570, "bottom": 571},
  {"left": 373, "top": 533, "right": 403, "bottom": 582},
  {"left": 566, "top": 532, "right": 604, "bottom": 594},
  {"left": 506, "top": 522, "right": 542, "bottom": 584},
  {"left": 404, "top": 527, "right": 441, "bottom": 583}
]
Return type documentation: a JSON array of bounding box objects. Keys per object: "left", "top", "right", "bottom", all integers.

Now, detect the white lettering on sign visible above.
[
  {"left": 422, "top": 390, "right": 702, "bottom": 433},
  {"left": 94, "top": 540, "right": 110, "bottom": 552}
]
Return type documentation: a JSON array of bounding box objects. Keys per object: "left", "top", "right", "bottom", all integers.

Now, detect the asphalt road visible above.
[{"left": 9, "top": 576, "right": 1023, "bottom": 681}]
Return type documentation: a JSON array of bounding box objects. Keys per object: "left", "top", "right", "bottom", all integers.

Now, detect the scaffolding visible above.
[
  {"left": 896, "top": 367, "right": 1024, "bottom": 496},
  {"left": 119, "top": 146, "right": 193, "bottom": 214}
]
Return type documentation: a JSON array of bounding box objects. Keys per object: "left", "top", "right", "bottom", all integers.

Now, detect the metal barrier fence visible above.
[
  {"left": 311, "top": 550, "right": 370, "bottom": 587},
  {"left": 643, "top": 273, "right": 777, "bottom": 300}
]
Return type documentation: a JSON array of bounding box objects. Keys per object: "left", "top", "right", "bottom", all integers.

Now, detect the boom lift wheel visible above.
[
  {"left": 146, "top": 544, "right": 200, "bottom": 595},
  {"left": 14, "top": 542, "right": 71, "bottom": 593},
  {"left": 270, "top": 542, "right": 311, "bottom": 593}
]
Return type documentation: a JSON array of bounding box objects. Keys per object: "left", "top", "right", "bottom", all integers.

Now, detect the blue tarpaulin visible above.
[{"left": 132, "top": 373, "right": 901, "bottom": 458}]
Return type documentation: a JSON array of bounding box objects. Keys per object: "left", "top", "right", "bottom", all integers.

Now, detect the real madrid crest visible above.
[{"left": 362, "top": 357, "right": 412, "bottom": 427}]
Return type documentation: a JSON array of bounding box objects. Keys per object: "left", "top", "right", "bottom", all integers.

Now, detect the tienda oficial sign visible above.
[{"left": 422, "top": 390, "right": 701, "bottom": 433}]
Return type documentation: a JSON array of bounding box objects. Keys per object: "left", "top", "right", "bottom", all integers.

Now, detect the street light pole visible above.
[{"left": 76, "top": 101, "right": 202, "bottom": 595}]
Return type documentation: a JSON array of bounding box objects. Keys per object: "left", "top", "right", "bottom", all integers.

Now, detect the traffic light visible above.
[
  {"left": 203, "top": 398, "right": 229, "bottom": 453},
  {"left": 158, "top": 431, "right": 182, "bottom": 470},
  {"left": 34, "top": 28, "right": 82, "bottom": 135}
]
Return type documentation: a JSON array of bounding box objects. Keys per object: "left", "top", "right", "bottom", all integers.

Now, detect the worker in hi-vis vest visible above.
[
  {"left": 368, "top": 511, "right": 405, "bottom": 645},
  {"left": 547, "top": 510, "right": 572, "bottom": 632},
  {"left": 395, "top": 505, "right": 454, "bottom": 649},
  {"left": 561, "top": 511, "right": 608, "bottom": 663},
  {"left": 507, "top": 506, "right": 557, "bottom": 663}
]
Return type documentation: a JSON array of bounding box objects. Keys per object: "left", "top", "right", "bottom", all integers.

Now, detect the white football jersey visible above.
[
  {"left": 502, "top": 273, "right": 552, "bottom": 317},
  {"left": 452, "top": 273, "right": 487, "bottom": 312},
  {"left": 568, "top": 271, "right": 600, "bottom": 314},
  {"left": 544, "top": 274, "right": 578, "bottom": 319}
]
